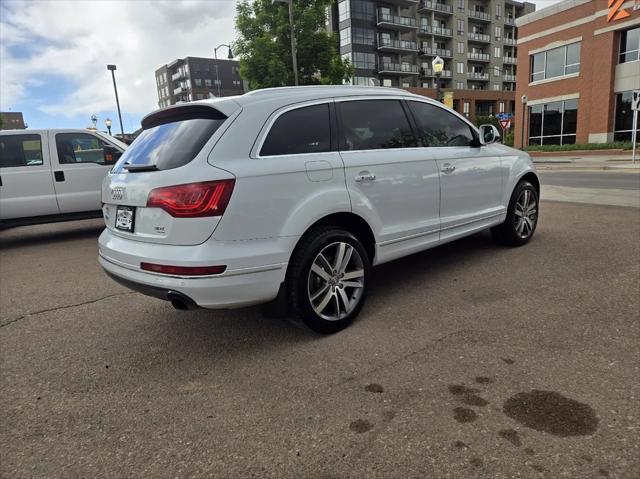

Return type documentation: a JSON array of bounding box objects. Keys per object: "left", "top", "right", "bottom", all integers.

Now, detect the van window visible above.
[
  {"left": 407, "top": 101, "right": 475, "bottom": 147},
  {"left": 56, "top": 133, "right": 108, "bottom": 164},
  {"left": 112, "top": 107, "right": 226, "bottom": 173},
  {"left": 260, "top": 104, "right": 331, "bottom": 156},
  {"left": 0, "top": 134, "right": 43, "bottom": 167},
  {"left": 338, "top": 100, "right": 417, "bottom": 151}
]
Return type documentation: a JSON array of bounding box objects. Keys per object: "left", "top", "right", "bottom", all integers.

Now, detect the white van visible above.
[{"left": 0, "top": 129, "right": 127, "bottom": 229}]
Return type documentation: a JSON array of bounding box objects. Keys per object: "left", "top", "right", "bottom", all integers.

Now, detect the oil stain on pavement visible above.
[
  {"left": 453, "top": 407, "right": 478, "bottom": 423},
  {"left": 503, "top": 390, "right": 598, "bottom": 436},
  {"left": 448, "top": 384, "right": 489, "bottom": 407}
]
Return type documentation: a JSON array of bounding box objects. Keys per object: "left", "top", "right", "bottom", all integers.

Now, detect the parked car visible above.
[
  {"left": 99, "top": 86, "right": 539, "bottom": 333},
  {"left": 0, "top": 129, "right": 126, "bottom": 229}
]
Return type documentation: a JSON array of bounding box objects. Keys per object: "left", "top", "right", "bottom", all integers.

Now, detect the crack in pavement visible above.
[{"left": 0, "top": 291, "right": 136, "bottom": 328}]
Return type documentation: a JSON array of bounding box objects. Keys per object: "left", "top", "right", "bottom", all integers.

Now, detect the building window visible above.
[
  {"left": 496, "top": 4, "right": 502, "bottom": 19},
  {"left": 194, "top": 78, "right": 202, "bottom": 87},
  {"left": 353, "top": 76, "right": 375, "bottom": 86},
  {"left": 205, "top": 79, "right": 212, "bottom": 87},
  {"left": 457, "top": 42, "right": 464, "bottom": 54},
  {"left": 339, "top": 27, "right": 351, "bottom": 47},
  {"left": 353, "top": 52, "right": 376, "bottom": 69},
  {"left": 463, "top": 102, "right": 470, "bottom": 115},
  {"left": 457, "top": 0, "right": 464, "bottom": 11},
  {"left": 495, "top": 26, "right": 501, "bottom": 39},
  {"left": 499, "top": 101, "right": 505, "bottom": 113},
  {"left": 620, "top": 27, "right": 640, "bottom": 63},
  {"left": 494, "top": 47, "right": 501, "bottom": 58},
  {"left": 352, "top": 27, "right": 374, "bottom": 45},
  {"left": 528, "top": 99, "right": 578, "bottom": 145},
  {"left": 456, "top": 81, "right": 464, "bottom": 89},
  {"left": 351, "top": 0, "right": 375, "bottom": 20},
  {"left": 338, "top": 0, "right": 350, "bottom": 22},
  {"left": 493, "top": 84, "right": 501, "bottom": 91},
  {"left": 456, "top": 62, "right": 464, "bottom": 74},
  {"left": 614, "top": 91, "right": 640, "bottom": 141},
  {"left": 530, "top": 42, "right": 581, "bottom": 82},
  {"left": 457, "top": 20, "right": 465, "bottom": 35}
]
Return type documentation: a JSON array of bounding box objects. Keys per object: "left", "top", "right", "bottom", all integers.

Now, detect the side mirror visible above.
[
  {"left": 479, "top": 124, "right": 501, "bottom": 145},
  {"left": 103, "top": 145, "right": 122, "bottom": 164}
]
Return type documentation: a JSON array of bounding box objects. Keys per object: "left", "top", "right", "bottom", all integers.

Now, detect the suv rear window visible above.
[{"left": 112, "top": 106, "right": 226, "bottom": 173}]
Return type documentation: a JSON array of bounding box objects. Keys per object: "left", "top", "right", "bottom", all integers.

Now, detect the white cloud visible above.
[{"left": 0, "top": 0, "right": 236, "bottom": 119}]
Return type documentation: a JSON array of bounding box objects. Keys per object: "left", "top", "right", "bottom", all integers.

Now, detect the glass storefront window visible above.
[
  {"left": 614, "top": 91, "right": 639, "bottom": 142},
  {"left": 529, "top": 99, "right": 578, "bottom": 145},
  {"left": 529, "top": 42, "right": 581, "bottom": 82}
]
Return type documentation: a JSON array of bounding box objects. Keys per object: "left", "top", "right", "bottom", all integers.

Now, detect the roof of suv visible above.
[{"left": 233, "top": 85, "right": 421, "bottom": 105}]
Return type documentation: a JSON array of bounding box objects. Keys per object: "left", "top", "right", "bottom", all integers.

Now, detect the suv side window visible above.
[
  {"left": 0, "top": 134, "right": 43, "bottom": 168},
  {"left": 55, "top": 133, "right": 108, "bottom": 164},
  {"left": 408, "top": 101, "right": 475, "bottom": 147},
  {"left": 338, "top": 100, "right": 417, "bottom": 151},
  {"left": 260, "top": 103, "right": 331, "bottom": 156}
]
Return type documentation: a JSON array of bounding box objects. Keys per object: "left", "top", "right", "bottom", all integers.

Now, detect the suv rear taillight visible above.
[{"left": 146, "top": 180, "right": 235, "bottom": 218}]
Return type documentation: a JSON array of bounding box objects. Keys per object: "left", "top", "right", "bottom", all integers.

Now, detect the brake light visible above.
[
  {"left": 146, "top": 180, "right": 235, "bottom": 218},
  {"left": 141, "top": 262, "right": 226, "bottom": 276}
]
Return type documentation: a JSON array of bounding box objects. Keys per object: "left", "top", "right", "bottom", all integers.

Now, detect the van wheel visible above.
[
  {"left": 287, "top": 227, "right": 370, "bottom": 334},
  {"left": 491, "top": 180, "right": 539, "bottom": 246}
]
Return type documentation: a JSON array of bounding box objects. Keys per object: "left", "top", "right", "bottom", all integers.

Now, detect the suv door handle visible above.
[
  {"left": 54, "top": 171, "right": 65, "bottom": 182},
  {"left": 441, "top": 164, "right": 456, "bottom": 173},
  {"left": 355, "top": 172, "right": 376, "bottom": 182}
]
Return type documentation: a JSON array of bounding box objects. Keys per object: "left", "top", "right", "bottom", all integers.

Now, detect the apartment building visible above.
[
  {"left": 0, "top": 112, "right": 26, "bottom": 130},
  {"left": 514, "top": 0, "right": 640, "bottom": 147},
  {"left": 155, "top": 57, "right": 245, "bottom": 108},
  {"left": 330, "top": 0, "right": 534, "bottom": 119}
]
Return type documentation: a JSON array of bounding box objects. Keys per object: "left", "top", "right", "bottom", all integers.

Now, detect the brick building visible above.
[
  {"left": 0, "top": 112, "right": 26, "bottom": 130},
  {"left": 155, "top": 57, "right": 245, "bottom": 108},
  {"left": 514, "top": 0, "right": 640, "bottom": 148}
]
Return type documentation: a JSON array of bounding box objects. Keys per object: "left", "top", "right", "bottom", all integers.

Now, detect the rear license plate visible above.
[{"left": 115, "top": 206, "right": 135, "bottom": 232}]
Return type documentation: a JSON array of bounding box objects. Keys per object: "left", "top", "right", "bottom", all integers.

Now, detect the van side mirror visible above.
[
  {"left": 479, "top": 124, "right": 501, "bottom": 145},
  {"left": 103, "top": 145, "right": 122, "bottom": 164}
]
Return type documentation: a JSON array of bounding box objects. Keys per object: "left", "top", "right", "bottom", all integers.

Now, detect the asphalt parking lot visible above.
[{"left": 1, "top": 201, "right": 639, "bottom": 478}]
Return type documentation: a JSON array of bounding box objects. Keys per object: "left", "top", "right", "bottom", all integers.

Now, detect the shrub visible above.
[{"left": 523, "top": 142, "right": 633, "bottom": 152}]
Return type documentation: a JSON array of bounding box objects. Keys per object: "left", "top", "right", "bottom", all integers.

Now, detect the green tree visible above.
[{"left": 235, "top": 0, "right": 353, "bottom": 89}]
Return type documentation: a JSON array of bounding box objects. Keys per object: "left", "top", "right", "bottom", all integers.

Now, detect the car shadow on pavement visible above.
[{"left": 0, "top": 221, "right": 105, "bottom": 250}]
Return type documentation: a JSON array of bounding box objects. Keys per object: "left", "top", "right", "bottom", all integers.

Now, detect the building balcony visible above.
[
  {"left": 420, "top": 68, "right": 452, "bottom": 78},
  {"left": 173, "top": 86, "right": 189, "bottom": 95},
  {"left": 503, "top": 56, "right": 517, "bottom": 64},
  {"left": 467, "top": 52, "right": 490, "bottom": 62},
  {"left": 418, "top": 25, "right": 453, "bottom": 37},
  {"left": 503, "top": 74, "right": 516, "bottom": 81},
  {"left": 171, "top": 71, "right": 185, "bottom": 81},
  {"left": 504, "top": 37, "right": 517, "bottom": 46},
  {"left": 378, "top": 63, "right": 420, "bottom": 75},
  {"left": 505, "top": 17, "right": 516, "bottom": 26},
  {"left": 420, "top": 46, "right": 452, "bottom": 58},
  {"left": 468, "top": 10, "right": 491, "bottom": 22},
  {"left": 418, "top": 1, "right": 453, "bottom": 14},
  {"left": 467, "top": 72, "right": 489, "bottom": 81},
  {"left": 377, "top": 11, "right": 418, "bottom": 31},
  {"left": 378, "top": 37, "right": 419, "bottom": 53},
  {"left": 468, "top": 32, "right": 491, "bottom": 43}
]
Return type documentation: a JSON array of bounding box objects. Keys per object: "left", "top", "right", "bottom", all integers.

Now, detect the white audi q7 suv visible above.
[{"left": 99, "top": 86, "right": 539, "bottom": 333}]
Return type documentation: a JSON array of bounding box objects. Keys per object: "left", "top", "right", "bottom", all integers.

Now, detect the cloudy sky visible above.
[{"left": 1, "top": 0, "right": 560, "bottom": 131}]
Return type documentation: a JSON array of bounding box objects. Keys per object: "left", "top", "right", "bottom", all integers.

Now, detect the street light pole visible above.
[
  {"left": 520, "top": 94, "right": 528, "bottom": 149},
  {"left": 432, "top": 55, "right": 444, "bottom": 103},
  {"left": 106, "top": 65, "right": 124, "bottom": 136},
  {"left": 274, "top": 0, "right": 298, "bottom": 86},
  {"left": 214, "top": 44, "right": 234, "bottom": 98}
]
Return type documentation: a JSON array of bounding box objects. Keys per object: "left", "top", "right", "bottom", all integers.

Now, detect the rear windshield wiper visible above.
[{"left": 123, "top": 164, "right": 158, "bottom": 172}]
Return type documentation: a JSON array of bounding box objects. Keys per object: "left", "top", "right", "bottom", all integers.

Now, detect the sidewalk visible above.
[{"left": 532, "top": 153, "right": 640, "bottom": 171}]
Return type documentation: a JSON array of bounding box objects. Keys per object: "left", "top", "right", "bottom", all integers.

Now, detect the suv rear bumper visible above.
[{"left": 98, "top": 229, "right": 291, "bottom": 309}]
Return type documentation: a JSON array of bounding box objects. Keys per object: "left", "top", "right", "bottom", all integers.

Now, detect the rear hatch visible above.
[{"left": 102, "top": 102, "right": 239, "bottom": 246}]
